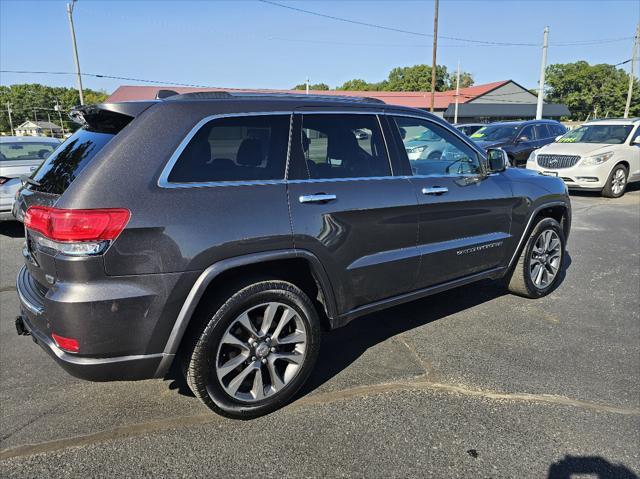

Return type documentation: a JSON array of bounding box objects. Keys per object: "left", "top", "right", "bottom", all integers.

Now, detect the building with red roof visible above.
[{"left": 106, "top": 80, "right": 569, "bottom": 123}]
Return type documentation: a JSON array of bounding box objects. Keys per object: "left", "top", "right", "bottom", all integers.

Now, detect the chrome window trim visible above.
[
  {"left": 157, "top": 111, "right": 293, "bottom": 189},
  {"left": 157, "top": 108, "right": 486, "bottom": 189}
]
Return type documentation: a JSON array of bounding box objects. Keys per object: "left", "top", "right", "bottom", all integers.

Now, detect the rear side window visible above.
[
  {"left": 296, "top": 114, "right": 391, "bottom": 179},
  {"left": 30, "top": 129, "right": 115, "bottom": 194},
  {"left": 167, "top": 115, "right": 290, "bottom": 183},
  {"left": 534, "top": 124, "right": 551, "bottom": 139}
]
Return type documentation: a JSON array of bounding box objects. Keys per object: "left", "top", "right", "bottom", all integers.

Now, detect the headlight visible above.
[
  {"left": 581, "top": 151, "right": 614, "bottom": 166},
  {"left": 527, "top": 151, "right": 537, "bottom": 163}
]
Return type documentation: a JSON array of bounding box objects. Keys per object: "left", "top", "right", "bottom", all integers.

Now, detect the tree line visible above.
[
  {"left": 293, "top": 64, "right": 474, "bottom": 92},
  {"left": 0, "top": 60, "right": 638, "bottom": 134},
  {"left": 0, "top": 83, "right": 108, "bottom": 134}
]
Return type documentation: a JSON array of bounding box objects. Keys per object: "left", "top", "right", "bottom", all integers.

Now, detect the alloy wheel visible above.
[
  {"left": 214, "top": 302, "right": 307, "bottom": 402},
  {"left": 529, "top": 229, "right": 562, "bottom": 289},
  {"left": 611, "top": 168, "right": 626, "bottom": 196}
]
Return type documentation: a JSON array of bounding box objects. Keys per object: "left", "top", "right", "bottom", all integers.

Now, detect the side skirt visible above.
[{"left": 331, "top": 266, "right": 507, "bottom": 329}]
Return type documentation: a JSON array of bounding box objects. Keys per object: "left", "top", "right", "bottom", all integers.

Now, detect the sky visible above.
[{"left": 1, "top": 0, "right": 639, "bottom": 94}]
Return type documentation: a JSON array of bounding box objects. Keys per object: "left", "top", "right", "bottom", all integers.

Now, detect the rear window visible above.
[
  {"left": 29, "top": 129, "right": 115, "bottom": 194},
  {"left": 167, "top": 114, "right": 290, "bottom": 184},
  {"left": 0, "top": 142, "right": 58, "bottom": 161}
]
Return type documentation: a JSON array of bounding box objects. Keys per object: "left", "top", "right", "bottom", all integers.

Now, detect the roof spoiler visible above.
[{"left": 69, "top": 101, "right": 157, "bottom": 132}]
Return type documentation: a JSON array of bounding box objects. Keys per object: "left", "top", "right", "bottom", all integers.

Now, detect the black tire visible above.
[
  {"left": 508, "top": 155, "right": 517, "bottom": 168},
  {"left": 427, "top": 150, "right": 442, "bottom": 160},
  {"left": 184, "top": 280, "right": 321, "bottom": 419},
  {"left": 507, "top": 217, "right": 566, "bottom": 298},
  {"left": 601, "top": 163, "right": 628, "bottom": 198}
]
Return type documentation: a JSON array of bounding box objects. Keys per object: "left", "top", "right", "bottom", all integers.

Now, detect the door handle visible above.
[
  {"left": 421, "top": 186, "right": 448, "bottom": 195},
  {"left": 299, "top": 193, "right": 337, "bottom": 204}
]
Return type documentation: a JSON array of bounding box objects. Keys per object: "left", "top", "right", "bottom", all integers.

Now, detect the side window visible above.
[
  {"left": 167, "top": 114, "right": 290, "bottom": 183},
  {"left": 534, "top": 124, "right": 551, "bottom": 139},
  {"left": 552, "top": 124, "right": 567, "bottom": 136},
  {"left": 631, "top": 126, "right": 640, "bottom": 143},
  {"left": 519, "top": 125, "right": 535, "bottom": 141},
  {"left": 298, "top": 114, "right": 391, "bottom": 179},
  {"left": 392, "top": 116, "right": 482, "bottom": 176}
]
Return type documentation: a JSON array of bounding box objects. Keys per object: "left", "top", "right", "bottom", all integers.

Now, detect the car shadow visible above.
[
  {"left": 0, "top": 220, "right": 23, "bottom": 238},
  {"left": 548, "top": 455, "right": 638, "bottom": 479},
  {"left": 165, "top": 252, "right": 572, "bottom": 404}
]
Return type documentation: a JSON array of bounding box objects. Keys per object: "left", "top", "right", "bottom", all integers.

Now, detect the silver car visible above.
[{"left": 0, "top": 136, "right": 61, "bottom": 220}]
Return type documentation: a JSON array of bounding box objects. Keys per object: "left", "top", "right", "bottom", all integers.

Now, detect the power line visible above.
[{"left": 258, "top": 0, "right": 633, "bottom": 47}]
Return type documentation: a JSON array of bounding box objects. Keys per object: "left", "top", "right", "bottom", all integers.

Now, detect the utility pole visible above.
[
  {"left": 54, "top": 100, "right": 66, "bottom": 136},
  {"left": 67, "top": 0, "right": 84, "bottom": 105},
  {"left": 305, "top": 77, "right": 309, "bottom": 95},
  {"left": 429, "top": 0, "right": 439, "bottom": 112},
  {"left": 624, "top": 23, "right": 639, "bottom": 119},
  {"left": 6, "top": 103, "right": 14, "bottom": 135},
  {"left": 454, "top": 60, "right": 461, "bottom": 124},
  {"left": 47, "top": 113, "right": 54, "bottom": 137},
  {"left": 536, "top": 26, "right": 549, "bottom": 120}
]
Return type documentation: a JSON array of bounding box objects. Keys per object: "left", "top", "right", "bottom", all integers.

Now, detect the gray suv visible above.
[{"left": 14, "top": 93, "right": 571, "bottom": 418}]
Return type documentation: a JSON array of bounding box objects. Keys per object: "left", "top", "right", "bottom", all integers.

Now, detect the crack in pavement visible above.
[{"left": 1, "top": 376, "right": 638, "bottom": 461}]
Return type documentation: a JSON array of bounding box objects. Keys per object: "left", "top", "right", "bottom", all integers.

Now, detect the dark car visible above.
[
  {"left": 14, "top": 93, "right": 571, "bottom": 419},
  {"left": 454, "top": 123, "right": 485, "bottom": 137},
  {"left": 470, "top": 120, "right": 567, "bottom": 167}
]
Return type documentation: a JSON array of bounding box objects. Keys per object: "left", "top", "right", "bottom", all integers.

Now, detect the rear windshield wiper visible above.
[{"left": 20, "top": 175, "right": 41, "bottom": 188}]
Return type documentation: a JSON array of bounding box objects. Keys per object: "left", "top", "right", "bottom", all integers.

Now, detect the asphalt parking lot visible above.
[{"left": 1, "top": 187, "right": 639, "bottom": 478}]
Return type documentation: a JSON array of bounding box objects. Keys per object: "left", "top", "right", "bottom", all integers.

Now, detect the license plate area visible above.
[{"left": 540, "top": 171, "right": 558, "bottom": 177}]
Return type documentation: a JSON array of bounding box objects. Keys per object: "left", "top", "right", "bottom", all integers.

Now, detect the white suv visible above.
[{"left": 526, "top": 118, "right": 640, "bottom": 198}]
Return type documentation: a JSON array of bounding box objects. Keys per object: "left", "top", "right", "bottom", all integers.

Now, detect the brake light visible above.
[
  {"left": 52, "top": 333, "right": 79, "bottom": 353},
  {"left": 24, "top": 206, "right": 130, "bottom": 242}
]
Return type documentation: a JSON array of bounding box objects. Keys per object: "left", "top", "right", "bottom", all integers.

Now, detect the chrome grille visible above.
[{"left": 537, "top": 154, "right": 580, "bottom": 169}]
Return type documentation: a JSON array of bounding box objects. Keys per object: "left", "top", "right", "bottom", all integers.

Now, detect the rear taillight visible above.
[
  {"left": 0, "top": 176, "right": 10, "bottom": 185},
  {"left": 24, "top": 206, "right": 130, "bottom": 256}
]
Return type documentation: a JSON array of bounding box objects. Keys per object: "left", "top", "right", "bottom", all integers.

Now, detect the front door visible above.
[
  {"left": 390, "top": 115, "right": 515, "bottom": 289},
  {"left": 287, "top": 112, "right": 419, "bottom": 314}
]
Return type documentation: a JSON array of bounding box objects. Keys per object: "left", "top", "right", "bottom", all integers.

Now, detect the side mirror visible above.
[
  {"left": 517, "top": 135, "right": 529, "bottom": 143},
  {"left": 633, "top": 136, "right": 640, "bottom": 145},
  {"left": 486, "top": 148, "right": 508, "bottom": 173}
]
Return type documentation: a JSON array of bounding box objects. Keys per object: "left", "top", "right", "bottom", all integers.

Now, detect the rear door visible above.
[
  {"left": 389, "top": 115, "right": 514, "bottom": 289},
  {"left": 287, "top": 112, "right": 419, "bottom": 314}
]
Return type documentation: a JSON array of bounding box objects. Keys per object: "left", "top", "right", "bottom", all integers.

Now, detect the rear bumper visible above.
[{"left": 15, "top": 265, "right": 182, "bottom": 381}]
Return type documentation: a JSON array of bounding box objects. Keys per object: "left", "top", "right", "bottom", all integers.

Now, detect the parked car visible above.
[
  {"left": 403, "top": 127, "right": 448, "bottom": 160},
  {"left": 0, "top": 136, "right": 60, "bottom": 221},
  {"left": 527, "top": 118, "right": 640, "bottom": 198},
  {"left": 14, "top": 93, "right": 571, "bottom": 419},
  {"left": 454, "top": 123, "right": 485, "bottom": 137},
  {"left": 469, "top": 120, "right": 567, "bottom": 167}
]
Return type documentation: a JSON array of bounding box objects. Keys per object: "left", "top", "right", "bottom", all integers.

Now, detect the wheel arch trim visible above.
[
  {"left": 155, "top": 249, "right": 337, "bottom": 376},
  {"left": 507, "top": 200, "right": 570, "bottom": 270}
]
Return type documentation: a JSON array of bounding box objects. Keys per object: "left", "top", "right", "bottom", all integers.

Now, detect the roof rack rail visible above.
[
  {"left": 586, "top": 117, "right": 640, "bottom": 122},
  {"left": 163, "top": 91, "right": 385, "bottom": 104}
]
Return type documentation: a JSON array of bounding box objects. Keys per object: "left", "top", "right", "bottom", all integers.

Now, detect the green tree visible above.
[
  {"left": 337, "top": 64, "right": 473, "bottom": 92},
  {"left": 336, "top": 78, "right": 377, "bottom": 91},
  {"left": 292, "top": 82, "right": 330, "bottom": 91},
  {"left": 385, "top": 64, "right": 450, "bottom": 92},
  {"left": 545, "top": 61, "right": 640, "bottom": 120},
  {"left": 0, "top": 83, "right": 108, "bottom": 134}
]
